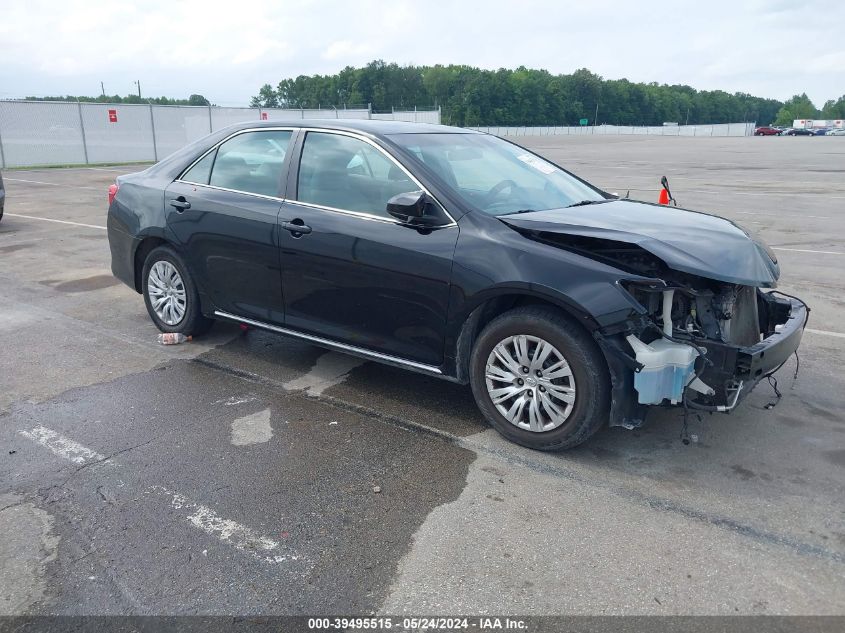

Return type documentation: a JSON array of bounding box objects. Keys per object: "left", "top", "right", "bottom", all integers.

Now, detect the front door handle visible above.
[
  {"left": 280, "top": 219, "right": 312, "bottom": 236},
  {"left": 169, "top": 197, "right": 191, "bottom": 212}
]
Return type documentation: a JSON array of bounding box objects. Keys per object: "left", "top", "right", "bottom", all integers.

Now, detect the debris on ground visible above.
[{"left": 157, "top": 333, "right": 191, "bottom": 345}]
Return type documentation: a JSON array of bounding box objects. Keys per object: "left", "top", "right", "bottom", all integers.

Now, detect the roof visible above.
[
  {"left": 145, "top": 117, "right": 477, "bottom": 178},
  {"left": 226, "top": 118, "right": 475, "bottom": 137}
]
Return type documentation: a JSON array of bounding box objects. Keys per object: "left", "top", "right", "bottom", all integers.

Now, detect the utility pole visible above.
[
  {"left": 100, "top": 81, "right": 105, "bottom": 97},
  {"left": 134, "top": 80, "right": 141, "bottom": 98}
]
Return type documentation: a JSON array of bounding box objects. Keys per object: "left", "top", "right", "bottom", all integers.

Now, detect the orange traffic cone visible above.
[{"left": 658, "top": 188, "right": 671, "bottom": 205}]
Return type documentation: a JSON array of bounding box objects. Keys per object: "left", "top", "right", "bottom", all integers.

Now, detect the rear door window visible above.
[
  {"left": 181, "top": 151, "right": 215, "bottom": 185},
  {"left": 207, "top": 130, "right": 292, "bottom": 197}
]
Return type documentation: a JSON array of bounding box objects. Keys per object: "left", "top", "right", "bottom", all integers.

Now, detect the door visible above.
[
  {"left": 165, "top": 129, "right": 294, "bottom": 324},
  {"left": 279, "top": 130, "right": 459, "bottom": 366}
]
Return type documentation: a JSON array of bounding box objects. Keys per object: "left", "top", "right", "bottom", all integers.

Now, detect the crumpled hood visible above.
[{"left": 500, "top": 200, "right": 779, "bottom": 287}]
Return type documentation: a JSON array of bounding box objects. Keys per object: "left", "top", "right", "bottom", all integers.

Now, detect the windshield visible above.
[{"left": 389, "top": 133, "right": 605, "bottom": 215}]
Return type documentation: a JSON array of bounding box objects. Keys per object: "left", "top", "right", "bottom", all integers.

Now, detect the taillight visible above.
[{"left": 108, "top": 183, "right": 119, "bottom": 206}]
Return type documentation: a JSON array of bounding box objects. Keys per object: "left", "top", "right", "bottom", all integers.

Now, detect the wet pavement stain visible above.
[
  {"left": 0, "top": 243, "right": 35, "bottom": 254},
  {"left": 3, "top": 358, "right": 475, "bottom": 614},
  {"left": 731, "top": 465, "right": 757, "bottom": 480},
  {"left": 822, "top": 449, "right": 845, "bottom": 468},
  {"left": 798, "top": 400, "right": 843, "bottom": 423},
  {"left": 47, "top": 275, "right": 120, "bottom": 293}
]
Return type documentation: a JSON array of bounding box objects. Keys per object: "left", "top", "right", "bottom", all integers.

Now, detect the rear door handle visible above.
[
  {"left": 280, "top": 219, "right": 312, "bottom": 235},
  {"left": 169, "top": 197, "right": 191, "bottom": 211}
]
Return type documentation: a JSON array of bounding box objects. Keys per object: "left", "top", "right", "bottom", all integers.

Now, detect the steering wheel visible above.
[{"left": 484, "top": 179, "right": 518, "bottom": 203}]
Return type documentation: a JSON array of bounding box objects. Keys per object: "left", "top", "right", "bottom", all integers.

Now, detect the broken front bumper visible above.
[
  {"left": 598, "top": 293, "right": 807, "bottom": 426},
  {"left": 694, "top": 295, "right": 807, "bottom": 408}
]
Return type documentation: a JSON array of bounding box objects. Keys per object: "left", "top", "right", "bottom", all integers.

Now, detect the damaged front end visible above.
[
  {"left": 594, "top": 249, "right": 808, "bottom": 428},
  {"left": 499, "top": 204, "right": 809, "bottom": 430}
]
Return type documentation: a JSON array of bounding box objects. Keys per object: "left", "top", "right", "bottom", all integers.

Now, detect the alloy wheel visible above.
[
  {"left": 147, "top": 261, "right": 187, "bottom": 326},
  {"left": 484, "top": 334, "right": 577, "bottom": 433}
]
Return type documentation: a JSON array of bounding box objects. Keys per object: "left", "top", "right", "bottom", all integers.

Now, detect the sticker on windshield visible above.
[{"left": 517, "top": 153, "right": 557, "bottom": 174}]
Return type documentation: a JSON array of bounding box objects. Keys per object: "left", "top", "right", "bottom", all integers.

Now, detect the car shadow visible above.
[{"left": 200, "top": 327, "right": 841, "bottom": 498}]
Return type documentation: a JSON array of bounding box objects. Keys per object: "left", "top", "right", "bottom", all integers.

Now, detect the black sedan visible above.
[
  {"left": 785, "top": 128, "right": 814, "bottom": 136},
  {"left": 107, "top": 121, "right": 806, "bottom": 450}
]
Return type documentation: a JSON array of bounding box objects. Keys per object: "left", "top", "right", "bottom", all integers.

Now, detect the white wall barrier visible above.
[
  {"left": 0, "top": 101, "right": 440, "bottom": 168},
  {"left": 468, "top": 122, "right": 756, "bottom": 138}
]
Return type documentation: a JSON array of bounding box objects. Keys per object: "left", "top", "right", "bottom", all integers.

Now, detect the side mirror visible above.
[{"left": 387, "top": 190, "right": 429, "bottom": 223}]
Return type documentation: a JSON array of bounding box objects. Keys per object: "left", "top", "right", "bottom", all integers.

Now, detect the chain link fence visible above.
[
  {"left": 0, "top": 101, "right": 755, "bottom": 168},
  {"left": 0, "top": 101, "right": 441, "bottom": 168}
]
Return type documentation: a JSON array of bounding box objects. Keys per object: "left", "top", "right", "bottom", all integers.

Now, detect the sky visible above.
[{"left": 1, "top": 0, "right": 843, "bottom": 108}]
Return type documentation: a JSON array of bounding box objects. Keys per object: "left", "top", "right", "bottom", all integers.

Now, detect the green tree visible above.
[
  {"left": 774, "top": 93, "right": 819, "bottom": 126},
  {"left": 188, "top": 94, "right": 210, "bottom": 106},
  {"left": 820, "top": 95, "right": 845, "bottom": 119},
  {"left": 249, "top": 84, "right": 278, "bottom": 108},
  {"left": 251, "top": 61, "right": 793, "bottom": 126}
]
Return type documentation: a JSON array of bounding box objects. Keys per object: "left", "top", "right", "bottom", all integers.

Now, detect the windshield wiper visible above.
[
  {"left": 565, "top": 199, "right": 608, "bottom": 208},
  {"left": 501, "top": 209, "right": 538, "bottom": 215}
]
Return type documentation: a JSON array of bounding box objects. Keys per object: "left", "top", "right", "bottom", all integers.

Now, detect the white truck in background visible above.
[{"left": 793, "top": 119, "right": 844, "bottom": 129}]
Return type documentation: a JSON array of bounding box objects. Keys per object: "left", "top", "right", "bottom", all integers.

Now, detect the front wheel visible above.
[
  {"left": 469, "top": 306, "right": 610, "bottom": 451},
  {"left": 142, "top": 245, "right": 213, "bottom": 337}
]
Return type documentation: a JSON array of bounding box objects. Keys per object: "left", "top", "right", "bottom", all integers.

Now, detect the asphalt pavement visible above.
[{"left": 1, "top": 135, "right": 843, "bottom": 617}]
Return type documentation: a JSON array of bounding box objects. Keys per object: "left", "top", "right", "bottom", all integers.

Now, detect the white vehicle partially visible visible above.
[{"left": 826, "top": 128, "right": 845, "bottom": 136}]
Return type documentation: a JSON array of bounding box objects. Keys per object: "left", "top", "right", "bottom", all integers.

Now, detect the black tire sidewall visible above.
[
  {"left": 141, "top": 246, "right": 208, "bottom": 335},
  {"left": 469, "top": 307, "right": 610, "bottom": 451}
]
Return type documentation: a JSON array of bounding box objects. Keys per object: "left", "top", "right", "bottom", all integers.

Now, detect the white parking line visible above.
[
  {"left": 18, "top": 425, "right": 107, "bottom": 465},
  {"left": 18, "top": 426, "right": 299, "bottom": 565},
  {"left": 611, "top": 187, "right": 845, "bottom": 198},
  {"left": 806, "top": 328, "right": 845, "bottom": 340},
  {"left": 4, "top": 213, "right": 106, "bottom": 230},
  {"left": 4, "top": 177, "right": 101, "bottom": 190},
  {"left": 147, "top": 486, "right": 302, "bottom": 564},
  {"left": 735, "top": 211, "right": 830, "bottom": 219},
  {"left": 771, "top": 247, "right": 845, "bottom": 255}
]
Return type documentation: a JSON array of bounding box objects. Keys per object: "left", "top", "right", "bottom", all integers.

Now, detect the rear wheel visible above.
[
  {"left": 469, "top": 306, "right": 610, "bottom": 451},
  {"left": 142, "top": 245, "right": 213, "bottom": 336}
]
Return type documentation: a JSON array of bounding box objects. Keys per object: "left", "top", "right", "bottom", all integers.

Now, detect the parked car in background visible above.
[
  {"left": 812, "top": 128, "right": 830, "bottom": 136},
  {"left": 826, "top": 128, "right": 845, "bottom": 136},
  {"left": 0, "top": 171, "right": 5, "bottom": 222},
  {"left": 754, "top": 126, "right": 782, "bottom": 136},
  {"left": 785, "top": 128, "right": 814, "bottom": 136},
  {"left": 106, "top": 120, "right": 806, "bottom": 451}
]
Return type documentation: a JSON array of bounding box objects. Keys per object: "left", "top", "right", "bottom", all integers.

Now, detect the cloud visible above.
[
  {"left": 322, "top": 40, "right": 375, "bottom": 62},
  {"left": 0, "top": 0, "right": 842, "bottom": 106}
]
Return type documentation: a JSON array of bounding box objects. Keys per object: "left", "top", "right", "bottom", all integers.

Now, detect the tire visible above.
[
  {"left": 469, "top": 306, "right": 610, "bottom": 451},
  {"left": 141, "top": 245, "right": 213, "bottom": 336}
]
